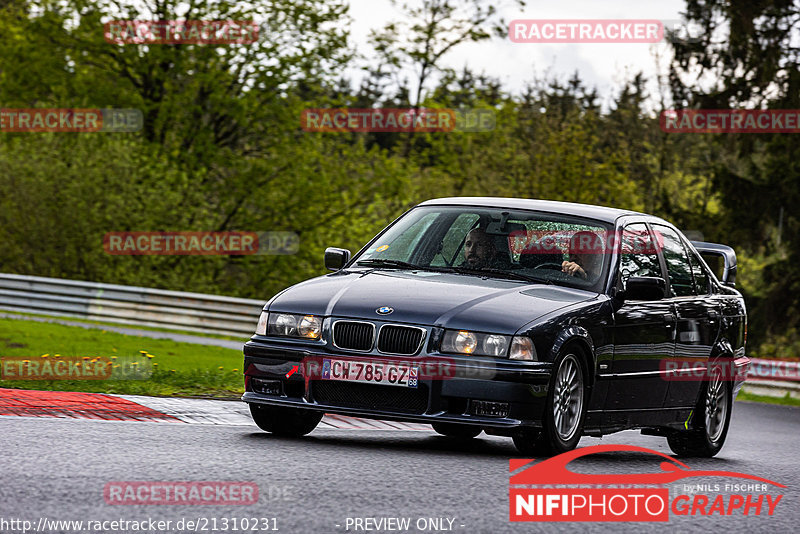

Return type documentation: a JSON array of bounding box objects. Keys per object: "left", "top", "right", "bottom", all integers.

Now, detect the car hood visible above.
[{"left": 267, "top": 270, "right": 597, "bottom": 334}]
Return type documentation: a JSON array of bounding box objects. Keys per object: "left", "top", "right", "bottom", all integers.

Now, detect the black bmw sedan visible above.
[{"left": 242, "top": 197, "right": 749, "bottom": 456}]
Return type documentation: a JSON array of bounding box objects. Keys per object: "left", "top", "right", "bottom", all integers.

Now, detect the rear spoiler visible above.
[{"left": 690, "top": 241, "right": 737, "bottom": 287}]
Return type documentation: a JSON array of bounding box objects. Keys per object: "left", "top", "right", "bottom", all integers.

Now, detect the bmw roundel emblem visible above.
[{"left": 376, "top": 306, "right": 394, "bottom": 315}]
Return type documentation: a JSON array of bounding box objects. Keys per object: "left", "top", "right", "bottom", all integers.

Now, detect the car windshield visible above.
[{"left": 351, "top": 205, "right": 613, "bottom": 291}]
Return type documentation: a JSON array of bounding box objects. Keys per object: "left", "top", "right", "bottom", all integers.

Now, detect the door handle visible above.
[
  {"left": 709, "top": 310, "right": 720, "bottom": 321},
  {"left": 663, "top": 313, "right": 676, "bottom": 323}
]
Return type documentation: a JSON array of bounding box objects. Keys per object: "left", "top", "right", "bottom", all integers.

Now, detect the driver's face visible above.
[{"left": 464, "top": 229, "right": 494, "bottom": 267}]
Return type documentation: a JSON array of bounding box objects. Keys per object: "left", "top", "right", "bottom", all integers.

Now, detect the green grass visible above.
[
  {"left": 0, "top": 318, "right": 244, "bottom": 397},
  {"left": 738, "top": 390, "right": 800, "bottom": 407}
]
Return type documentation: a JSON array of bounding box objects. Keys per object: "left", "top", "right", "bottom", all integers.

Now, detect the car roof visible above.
[{"left": 417, "top": 197, "right": 648, "bottom": 224}]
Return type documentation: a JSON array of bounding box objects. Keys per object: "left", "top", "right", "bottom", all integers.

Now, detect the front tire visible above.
[
  {"left": 249, "top": 404, "right": 322, "bottom": 437},
  {"left": 432, "top": 422, "right": 482, "bottom": 438},
  {"left": 514, "top": 350, "right": 587, "bottom": 455},
  {"left": 667, "top": 363, "right": 732, "bottom": 457}
]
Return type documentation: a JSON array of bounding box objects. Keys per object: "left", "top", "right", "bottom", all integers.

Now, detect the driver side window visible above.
[{"left": 430, "top": 213, "right": 479, "bottom": 266}]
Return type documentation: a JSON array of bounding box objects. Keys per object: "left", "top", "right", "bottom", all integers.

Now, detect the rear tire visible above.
[
  {"left": 249, "top": 404, "right": 322, "bottom": 437},
  {"left": 432, "top": 422, "right": 481, "bottom": 439},
  {"left": 667, "top": 363, "right": 732, "bottom": 457},
  {"left": 514, "top": 349, "right": 587, "bottom": 456}
]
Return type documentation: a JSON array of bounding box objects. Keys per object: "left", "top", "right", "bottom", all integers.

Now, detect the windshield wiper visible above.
[
  {"left": 447, "top": 266, "right": 553, "bottom": 284},
  {"left": 355, "top": 259, "right": 428, "bottom": 270}
]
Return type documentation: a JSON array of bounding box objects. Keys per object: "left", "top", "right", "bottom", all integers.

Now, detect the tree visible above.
[{"left": 669, "top": 0, "right": 800, "bottom": 355}]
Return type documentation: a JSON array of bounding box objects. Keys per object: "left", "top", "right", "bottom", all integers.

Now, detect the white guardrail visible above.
[
  {"left": 744, "top": 358, "right": 800, "bottom": 400},
  {"left": 0, "top": 273, "right": 264, "bottom": 337}
]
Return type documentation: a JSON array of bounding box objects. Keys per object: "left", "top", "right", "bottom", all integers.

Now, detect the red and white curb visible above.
[{"left": 0, "top": 388, "right": 430, "bottom": 431}]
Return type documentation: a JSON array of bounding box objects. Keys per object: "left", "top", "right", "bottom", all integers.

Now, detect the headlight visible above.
[
  {"left": 509, "top": 336, "right": 536, "bottom": 361},
  {"left": 441, "top": 330, "right": 511, "bottom": 357},
  {"left": 453, "top": 330, "right": 477, "bottom": 353},
  {"left": 274, "top": 314, "right": 298, "bottom": 335},
  {"left": 255, "top": 311, "right": 268, "bottom": 335},
  {"left": 267, "top": 313, "right": 322, "bottom": 340},
  {"left": 297, "top": 315, "right": 323, "bottom": 338},
  {"left": 483, "top": 334, "right": 509, "bottom": 357}
]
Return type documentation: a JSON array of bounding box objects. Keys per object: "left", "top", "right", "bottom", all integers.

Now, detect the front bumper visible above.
[{"left": 241, "top": 339, "right": 553, "bottom": 430}]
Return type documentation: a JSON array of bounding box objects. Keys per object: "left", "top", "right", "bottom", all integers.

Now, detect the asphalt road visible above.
[{"left": 0, "top": 401, "right": 797, "bottom": 534}]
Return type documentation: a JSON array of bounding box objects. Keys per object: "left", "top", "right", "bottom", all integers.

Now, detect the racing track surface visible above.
[{"left": 0, "top": 396, "right": 797, "bottom": 533}]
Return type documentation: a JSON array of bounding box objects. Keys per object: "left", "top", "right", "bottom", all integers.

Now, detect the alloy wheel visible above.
[
  {"left": 705, "top": 367, "right": 728, "bottom": 442},
  {"left": 553, "top": 354, "right": 584, "bottom": 441}
]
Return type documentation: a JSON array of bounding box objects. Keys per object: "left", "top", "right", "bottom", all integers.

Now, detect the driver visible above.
[
  {"left": 561, "top": 231, "right": 603, "bottom": 280},
  {"left": 463, "top": 227, "right": 497, "bottom": 269}
]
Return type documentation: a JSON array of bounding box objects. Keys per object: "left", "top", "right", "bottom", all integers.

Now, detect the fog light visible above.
[{"left": 470, "top": 400, "right": 509, "bottom": 417}]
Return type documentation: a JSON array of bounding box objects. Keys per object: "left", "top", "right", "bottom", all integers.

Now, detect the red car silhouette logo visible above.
[{"left": 510, "top": 444, "right": 785, "bottom": 487}]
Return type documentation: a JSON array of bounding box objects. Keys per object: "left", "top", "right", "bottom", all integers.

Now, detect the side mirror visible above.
[
  {"left": 324, "top": 247, "right": 351, "bottom": 271},
  {"left": 691, "top": 241, "right": 737, "bottom": 287},
  {"left": 622, "top": 276, "right": 666, "bottom": 301}
]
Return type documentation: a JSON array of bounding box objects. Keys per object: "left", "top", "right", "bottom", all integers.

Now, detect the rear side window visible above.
[
  {"left": 686, "top": 247, "right": 710, "bottom": 295},
  {"left": 653, "top": 225, "right": 694, "bottom": 297},
  {"left": 699, "top": 252, "right": 725, "bottom": 281},
  {"left": 618, "top": 223, "right": 661, "bottom": 284}
]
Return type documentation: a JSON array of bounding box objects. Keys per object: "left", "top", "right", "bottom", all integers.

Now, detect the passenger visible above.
[{"left": 562, "top": 231, "right": 604, "bottom": 280}]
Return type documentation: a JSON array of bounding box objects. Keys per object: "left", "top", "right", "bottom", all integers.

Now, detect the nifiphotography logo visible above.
[{"left": 509, "top": 444, "right": 785, "bottom": 522}]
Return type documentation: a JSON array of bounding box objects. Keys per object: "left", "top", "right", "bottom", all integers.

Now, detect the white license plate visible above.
[{"left": 321, "top": 359, "right": 418, "bottom": 388}]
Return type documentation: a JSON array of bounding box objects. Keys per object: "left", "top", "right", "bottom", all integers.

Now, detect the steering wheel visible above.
[{"left": 532, "top": 262, "right": 564, "bottom": 271}]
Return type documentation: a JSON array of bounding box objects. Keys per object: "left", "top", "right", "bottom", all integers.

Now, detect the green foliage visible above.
[
  {"left": 0, "top": 0, "right": 796, "bottom": 359},
  {"left": 669, "top": 0, "right": 800, "bottom": 352}
]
